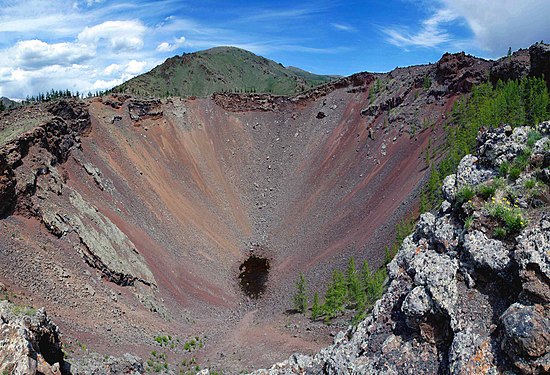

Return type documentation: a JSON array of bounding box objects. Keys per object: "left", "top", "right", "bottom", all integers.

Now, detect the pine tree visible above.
[
  {"left": 311, "top": 292, "right": 321, "bottom": 320},
  {"left": 293, "top": 273, "right": 308, "bottom": 314},
  {"left": 346, "top": 257, "right": 364, "bottom": 308},
  {"left": 323, "top": 270, "right": 346, "bottom": 319}
]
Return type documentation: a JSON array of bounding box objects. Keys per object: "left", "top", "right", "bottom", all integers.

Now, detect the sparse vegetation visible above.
[
  {"left": 146, "top": 335, "right": 206, "bottom": 373},
  {"left": 292, "top": 256, "right": 387, "bottom": 325},
  {"left": 10, "top": 304, "right": 37, "bottom": 316},
  {"left": 147, "top": 350, "right": 168, "bottom": 373},
  {"left": 464, "top": 215, "right": 474, "bottom": 229},
  {"left": 421, "top": 76, "right": 549, "bottom": 210},
  {"left": 183, "top": 337, "right": 203, "bottom": 352},
  {"left": 485, "top": 196, "right": 526, "bottom": 233},
  {"left": 526, "top": 130, "right": 542, "bottom": 147},
  {"left": 499, "top": 161, "right": 510, "bottom": 177},
  {"left": 423, "top": 75, "right": 431, "bottom": 90},
  {"left": 493, "top": 226, "right": 507, "bottom": 239},
  {"left": 369, "top": 79, "right": 382, "bottom": 102},
  {"left": 456, "top": 185, "right": 476, "bottom": 206}
]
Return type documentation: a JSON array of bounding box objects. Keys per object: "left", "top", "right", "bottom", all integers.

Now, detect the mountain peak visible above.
[{"left": 112, "top": 46, "right": 337, "bottom": 97}]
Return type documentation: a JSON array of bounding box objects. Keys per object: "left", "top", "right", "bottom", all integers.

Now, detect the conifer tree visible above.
[
  {"left": 293, "top": 273, "right": 308, "bottom": 314},
  {"left": 323, "top": 270, "right": 346, "bottom": 319},
  {"left": 346, "top": 257, "right": 364, "bottom": 308},
  {"left": 311, "top": 292, "right": 321, "bottom": 320}
]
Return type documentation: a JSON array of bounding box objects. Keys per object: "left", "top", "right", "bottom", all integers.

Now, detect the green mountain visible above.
[
  {"left": 0, "top": 97, "right": 18, "bottom": 111},
  {"left": 112, "top": 46, "right": 338, "bottom": 97}
]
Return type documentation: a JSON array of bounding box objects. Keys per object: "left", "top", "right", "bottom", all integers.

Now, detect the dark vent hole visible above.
[{"left": 239, "top": 256, "right": 270, "bottom": 299}]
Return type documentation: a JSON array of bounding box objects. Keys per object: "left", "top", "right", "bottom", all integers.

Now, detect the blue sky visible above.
[{"left": 0, "top": 0, "right": 549, "bottom": 98}]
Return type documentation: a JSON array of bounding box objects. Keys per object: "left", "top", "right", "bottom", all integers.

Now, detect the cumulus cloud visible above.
[
  {"left": 126, "top": 60, "right": 148, "bottom": 74},
  {"left": 441, "top": 0, "right": 550, "bottom": 53},
  {"left": 11, "top": 39, "right": 94, "bottom": 70},
  {"left": 156, "top": 36, "right": 186, "bottom": 52},
  {"left": 103, "top": 63, "right": 122, "bottom": 75},
  {"left": 383, "top": 0, "right": 550, "bottom": 55},
  {"left": 78, "top": 20, "right": 147, "bottom": 52}
]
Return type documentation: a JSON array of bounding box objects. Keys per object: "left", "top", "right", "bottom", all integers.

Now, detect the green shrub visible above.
[
  {"left": 423, "top": 75, "right": 431, "bottom": 90},
  {"left": 346, "top": 257, "right": 365, "bottom": 308},
  {"left": 464, "top": 215, "right": 474, "bottom": 229},
  {"left": 493, "top": 226, "right": 507, "bottom": 239},
  {"left": 524, "top": 178, "right": 536, "bottom": 189},
  {"left": 477, "top": 182, "right": 497, "bottom": 199},
  {"left": 311, "top": 292, "right": 321, "bottom": 320},
  {"left": 456, "top": 185, "right": 475, "bottom": 205},
  {"left": 526, "top": 130, "right": 542, "bottom": 147},
  {"left": 499, "top": 161, "right": 510, "bottom": 177},
  {"left": 322, "top": 270, "right": 347, "bottom": 320},
  {"left": 509, "top": 167, "right": 521, "bottom": 180},
  {"left": 514, "top": 149, "right": 531, "bottom": 170},
  {"left": 486, "top": 197, "right": 526, "bottom": 233}
]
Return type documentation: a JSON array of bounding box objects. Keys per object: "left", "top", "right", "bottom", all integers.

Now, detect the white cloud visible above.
[
  {"left": 11, "top": 39, "right": 94, "bottom": 70},
  {"left": 331, "top": 23, "right": 357, "bottom": 33},
  {"left": 91, "top": 78, "right": 124, "bottom": 90},
  {"left": 383, "top": 0, "right": 550, "bottom": 55},
  {"left": 441, "top": 0, "right": 550, "bottom": 53},
  {"left": 156, "top": 36, "right": 186, "bottom": 52},
  {"left": 382, "top": 8, "right": 457, "bottom": 48},
  {"left": 156, "top": 42, "right": 172, "bottom": 52},
  {"left": 103, "top": 63, "right": 121, "bottom": 75},
  {"left": 78, "top": 20, "right": 147, "bottom": 52},
  {"left": 126, "top": 60, "right": 148, "bottom": 75}
]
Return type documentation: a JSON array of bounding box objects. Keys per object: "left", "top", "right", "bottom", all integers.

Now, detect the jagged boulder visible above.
[
  {"left": 0, "top": 301, "right": 64, "bottom": 375},
  {"left": 529, "top": 42, "right": 550, "bottom": 90},
  {"left": 501, "top": 303, "right": 550, "bottom": 374},
  {"left": 463, "top": 230, "right": 511, "bottom": 275}
]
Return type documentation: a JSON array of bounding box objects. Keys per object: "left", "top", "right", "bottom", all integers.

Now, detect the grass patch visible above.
[
  {"left": 499, "top": 161, "right": 510, "bottom": 177},
  {"left": 509, "top": 167, "right": 521, "bottom": 180},
  {"left": 10, "top": 305, "right": 37, "bottom": 316},
  {"left": 455, "top": 185, "right": 476, "bottom": 207},
  {"left": 524, "top": 178, "right": 537, "bottom": 189},
  {"left": 526, "top": 130, "right": 542, "bottom": 147},
  {"left": 464, "top": 215, "right": 474, "bottom": 229},
  {"left": 485, "top": 197, "right": 527, "bottom": 233},
  {"left": 493, "top": 226, "right": 507, "bottom": 239}
]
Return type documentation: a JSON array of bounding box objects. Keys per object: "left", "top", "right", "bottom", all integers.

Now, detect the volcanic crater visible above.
[{"left": 0, "top": 51, "right": 501, "bottom": 372}]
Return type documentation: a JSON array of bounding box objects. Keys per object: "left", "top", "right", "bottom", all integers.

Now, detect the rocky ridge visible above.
[
  {"left": 251, "top": 123, "right": 550, "bottom": 374},
  {"left": 0, "top": 297, "right": 143, "bottom": 375},
  {"left": 0, "top": 99, "right": 156, "bottom": 288}
]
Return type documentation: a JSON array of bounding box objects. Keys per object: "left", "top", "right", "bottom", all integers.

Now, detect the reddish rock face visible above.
[{"left": 435, "top": 52, "right": 492, "bottom": 93}]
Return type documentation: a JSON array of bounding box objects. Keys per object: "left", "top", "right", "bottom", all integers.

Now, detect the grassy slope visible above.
[{"left": 113, "top": 46, "right": 337, "bottom": 97}]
